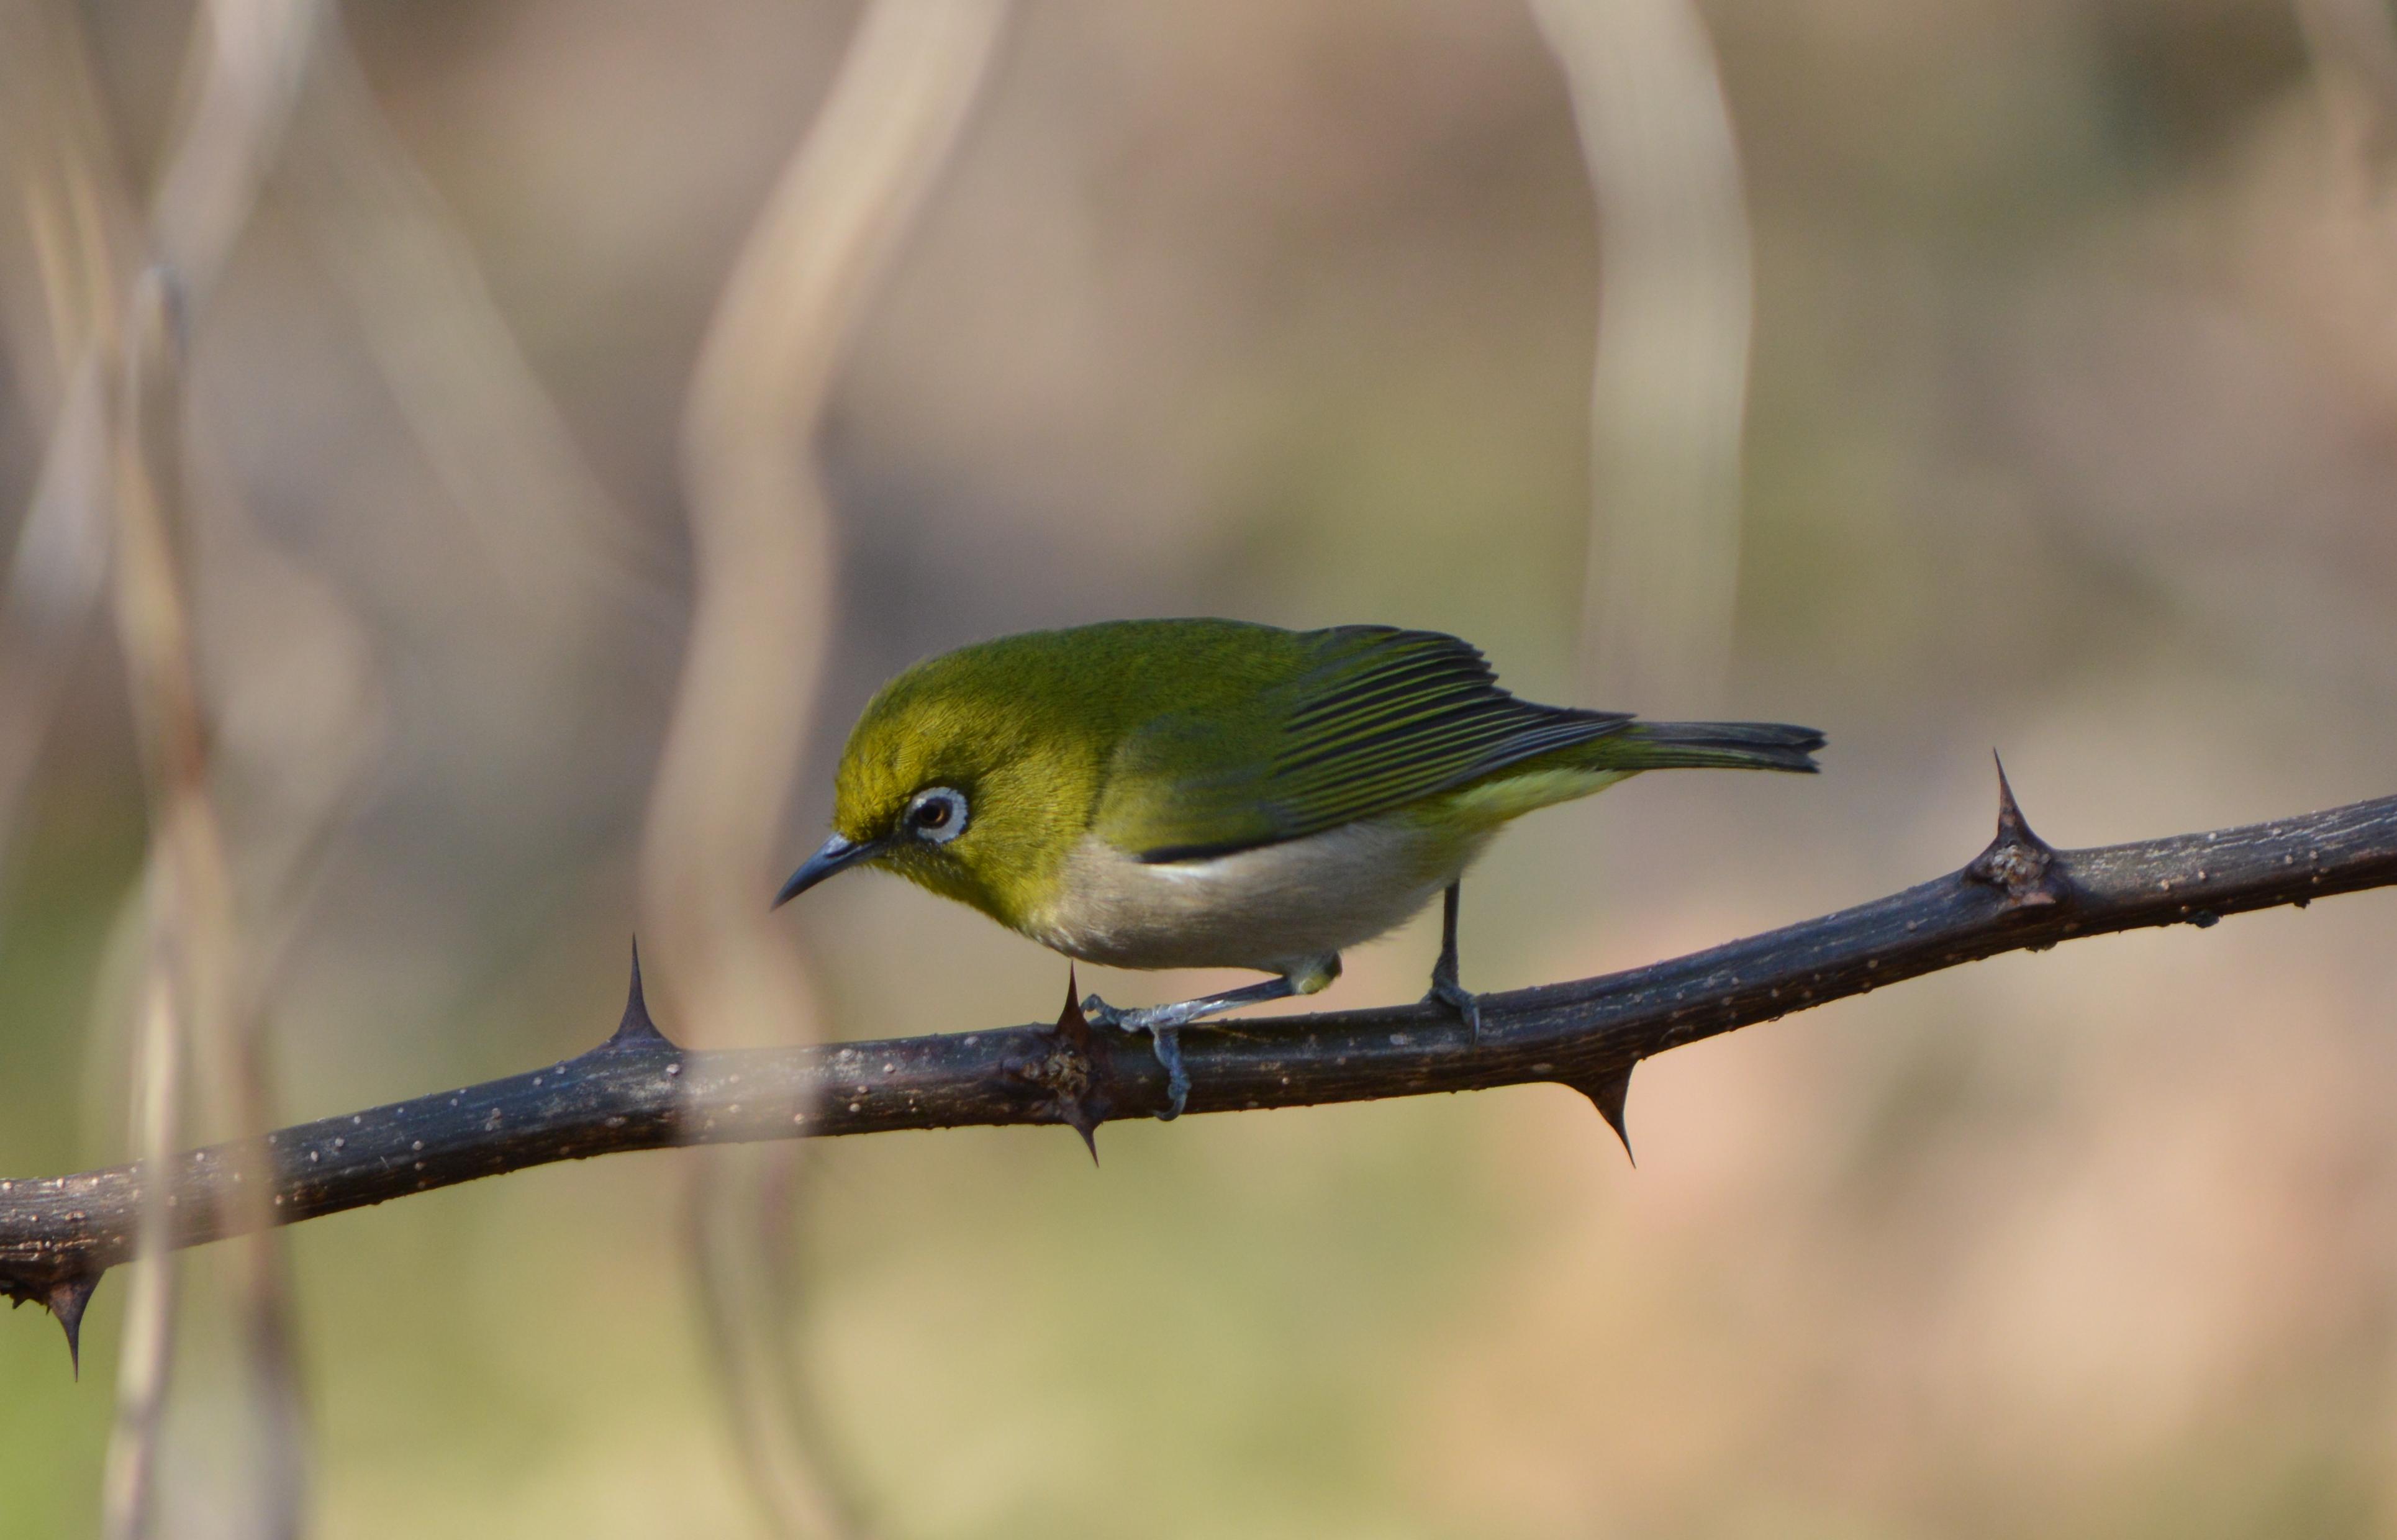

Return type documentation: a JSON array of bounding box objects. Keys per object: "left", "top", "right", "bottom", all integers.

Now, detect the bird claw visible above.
[
  {"left": 1423, "top": 973, "right": 1482, "bottom": 1042},
  {"left": 1080, "top": 994, "right": 1190, "bottom": 1120},
  {"left": 1148, "top": 1030, "right": 1189, "bottom": 1120}
]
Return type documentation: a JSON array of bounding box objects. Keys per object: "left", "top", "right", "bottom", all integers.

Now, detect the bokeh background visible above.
[{"left": 7, "top": 1, "right": 2397, "bottom": 1536}]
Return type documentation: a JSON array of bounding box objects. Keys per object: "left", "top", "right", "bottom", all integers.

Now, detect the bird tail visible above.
[{"left": 1593, "top": 718, "right": 1825, "bottom": 774}]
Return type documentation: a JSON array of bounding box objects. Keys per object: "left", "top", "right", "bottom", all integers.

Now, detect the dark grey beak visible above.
[{"left": 773, "top": 833, "right": 886, "bottom": 908}]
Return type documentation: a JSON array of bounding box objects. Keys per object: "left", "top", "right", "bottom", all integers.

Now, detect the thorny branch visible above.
[{"left": 7, "top": 768, "right": 2397, "bottom": 1369}]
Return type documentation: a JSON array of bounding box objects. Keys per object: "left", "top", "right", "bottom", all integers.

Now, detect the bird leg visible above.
[
  {"left": 1082, "top": 963, "right": 1334, "bottom": 1120},
  {"left": 1422, "top": 881, "right": 1482, "bottom": 1040}
]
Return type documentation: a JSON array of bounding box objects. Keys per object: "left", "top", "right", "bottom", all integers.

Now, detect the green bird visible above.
[{"left": 776, "top": 619, "right": 1821, "bottom": 1117}]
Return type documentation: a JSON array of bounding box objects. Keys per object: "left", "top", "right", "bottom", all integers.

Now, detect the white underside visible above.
[{"left": 1024, "top": 818, "right": 1490, "bottom": 977}]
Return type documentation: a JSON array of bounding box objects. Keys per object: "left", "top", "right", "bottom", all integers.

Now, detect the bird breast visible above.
[{"left": 1025, "top": 817, "right": 1486, "bottom": 976}]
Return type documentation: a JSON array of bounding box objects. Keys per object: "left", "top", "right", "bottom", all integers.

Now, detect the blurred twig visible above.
[
  {"left": 641, "top": 0, "right": 1008, "bottom": 1040},
  {"left": 9, "top": 776, "right": 2397, "bottom": 1302},
  {"left": 149, "top": 0, "right": 317, "bottom": 303},
  {"left": 99, "top": 261, "right": 247, "bottom": 1540},
  {"left": 637, "top": 1, "right": 1007, "bottom": 1535},
  {"left": 97, "top": 948, "right": 182, "bottom": 1531},
  {"left": 0, "top": 2, "right": 136, "bottom": 885},
  {"left": 686, "top": 1144, "right": 862, "bottom": 1540},
  {"left": 83, "top": 1, "right": 322, "bottom": 1534},
  {"left": 1532, "top": 0, "right": 1754, "bottom": 710},
  {"left": 2297, "top": 0, "right": 2397, "bottom": 174}
]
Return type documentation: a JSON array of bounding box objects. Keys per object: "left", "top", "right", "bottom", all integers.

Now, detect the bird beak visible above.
[{"left": 773, "top": 833, "right": 886, "bottom": 908}]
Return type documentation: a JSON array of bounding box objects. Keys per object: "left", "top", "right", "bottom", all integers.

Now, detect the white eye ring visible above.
[{"left": 904, "top": 786, "right": 969, "bottom": 845}]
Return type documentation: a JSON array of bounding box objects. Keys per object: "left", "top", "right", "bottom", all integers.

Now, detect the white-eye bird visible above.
[{"left": 776, "top": 619, "right": 1822, "bottom": 1116}]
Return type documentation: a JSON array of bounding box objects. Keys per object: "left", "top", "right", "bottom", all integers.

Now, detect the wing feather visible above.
[{"left": 1101, "top": 626, "right": 1628, "bottom": 861}]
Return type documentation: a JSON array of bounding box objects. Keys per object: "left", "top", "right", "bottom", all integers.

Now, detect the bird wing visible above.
[{"left": 1097, "top": 625, "right": 1629, "bottom": 861}]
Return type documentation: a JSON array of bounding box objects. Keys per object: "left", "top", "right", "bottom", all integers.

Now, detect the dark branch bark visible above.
[{"left": 9, "top": 773, "right": 2397, "bottom": 1363}]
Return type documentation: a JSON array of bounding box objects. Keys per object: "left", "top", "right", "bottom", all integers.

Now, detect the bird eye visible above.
[{"left": 905, "top": 786, "right": 968, "bottom": 845}]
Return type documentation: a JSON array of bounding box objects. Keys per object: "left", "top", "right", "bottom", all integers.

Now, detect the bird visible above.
[{"left": 775, "top": 619, "right": 1822, "bottom": 1118}]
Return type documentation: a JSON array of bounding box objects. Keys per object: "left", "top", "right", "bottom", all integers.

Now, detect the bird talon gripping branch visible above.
[
  {"left": 774, "top": 620, "right": 1823, "bottom": 1122},
  {"left": 1423, "top": 976, "right": 1484, "bottom": 1041},
  {"left": 1076, "top": 991, "right": 1191, "bottom": 1120}
]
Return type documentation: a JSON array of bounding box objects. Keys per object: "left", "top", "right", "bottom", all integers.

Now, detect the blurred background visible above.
[{"left": 6, "top": 0, "right": 2397, "bottom": 1535}]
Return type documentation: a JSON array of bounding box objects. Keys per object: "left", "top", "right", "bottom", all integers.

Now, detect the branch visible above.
[{"left": 9, "top": 770, "right": 2397, "bottom": 1364}]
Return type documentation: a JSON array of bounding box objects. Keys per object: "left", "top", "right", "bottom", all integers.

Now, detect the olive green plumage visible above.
[{"left": 815, "top": 618, "right": 1820, "bottom": 938}]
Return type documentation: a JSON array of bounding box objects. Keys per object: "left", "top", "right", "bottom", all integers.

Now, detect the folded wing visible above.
[{"left": 1100, "top": 626, "right": 1629, "bottom": 861}]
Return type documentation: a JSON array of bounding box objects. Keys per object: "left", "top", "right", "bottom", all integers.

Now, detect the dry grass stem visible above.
[
  {"left": 0, "top": 3, "right": 136, "bottom": 879},
  {"left": 94, "top": 2, "right": 325, "bottom": 1531},
  {"left": 639, "top": 2, "right": 1008, "bottom": 1534},
  {"left": 1534, "top": 0, "right": 1753, "bottom": 710},
  {"left": 98, "top": 965, "right": 182, "bottom": 1538},
  {"left": 2297, "top": 0, "right": 2397, "bottom": 173}
]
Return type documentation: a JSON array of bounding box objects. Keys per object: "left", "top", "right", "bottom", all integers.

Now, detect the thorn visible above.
[
  {"left": 1965, "top": 753, "right": 2064, "bottom": 908},
  {"left": 1053, "top": 967, "right": 1091, "bottom": 1050},
  {"left": 48, "top": 1272, "right": 101, "bottom": 1379},
  {"left": 1990, "top": 753, "right": 2046, "bottom": 848},
  {"left": 609, "top": 938, "right": 673, "bottom": 1046},
  {"left": 1046, "top": 969, "right": 1108, "bottom": 1161},
  {"left": 1559, "top": 1065, "right": 1636, "bottom": 1166}
]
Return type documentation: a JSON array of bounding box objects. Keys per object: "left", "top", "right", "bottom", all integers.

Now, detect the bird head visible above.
[{"left": 773, "top": 639, "right": 1108, "bottom": 926}]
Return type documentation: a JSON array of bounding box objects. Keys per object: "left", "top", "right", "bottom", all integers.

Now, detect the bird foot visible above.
[
  {"left": 1080, "top": 994, "right": 1190, "bottom": 1120},
  {"left": 1423, "top": 972, "right": 1482, "bottom": 1042}
]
